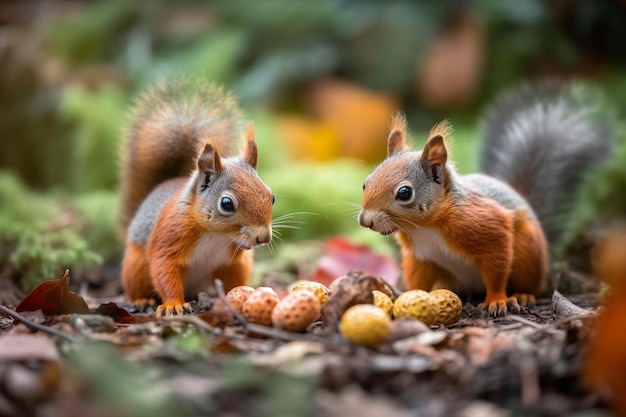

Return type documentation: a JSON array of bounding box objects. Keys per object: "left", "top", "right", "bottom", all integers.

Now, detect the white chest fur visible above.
[
  {"left": 184, "top": 233, "right": 233, "bottom": 296},
  {"left": 407, "top": 226, "right": 484, "bottom": 292}
]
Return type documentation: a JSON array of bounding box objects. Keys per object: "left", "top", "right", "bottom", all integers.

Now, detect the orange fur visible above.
[
  {"left": 120, "top": 92, "right": 273, "bottom": 316},
  {"left": 361, "top": 118, "right": 549, "bottom": 316}
]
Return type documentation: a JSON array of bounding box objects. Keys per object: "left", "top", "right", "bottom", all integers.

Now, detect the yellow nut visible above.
[
  {"left": 430, "top": 289, "right": 462, "bottom": 325},
  {"left": 372, "top": 290, "right": 393, "bottom": 316},
  {"left": 291, "top": 281, "right": 330, "bottom": 305},
  {"left": 272, "top": 291, "right": 321, "bottom": 332},
  {"left": 226, "top": 286, "right": 256, "bottom": 313},
  {"left": 241, "top": 287, "right": 279, "bottom": 326},
  {"left": 340, "top": 304, "right": 391, "bottom": 349},
  {"left": 392, "top": 290, "right": 439, "bottom": 325}
]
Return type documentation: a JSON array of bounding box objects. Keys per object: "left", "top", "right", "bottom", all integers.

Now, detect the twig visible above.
[
  {"left": 161, "top": 314, "right": 222, "bottom": 336},
  {"left": 214, "top": 279, "right": 248, "bottom": 325},
  {"left": 0, "top": 305, "right": 78, "bottom": 343},
  {"left": 506, "top": 314, "right": 564, "bottom": 336}
]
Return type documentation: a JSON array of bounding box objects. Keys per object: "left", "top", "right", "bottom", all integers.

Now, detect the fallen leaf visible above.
[
  {"left": 94, "top": 302, "right": 135, "bottom": 324},
  {"left": 321, "top": 269, "right": 398, "bottom": 332},
  {"left": 311, "top": 236, "right": 400, "bottom": 288},
  {"left": 0, "top": 334, "right": 59, "bottom": 361},
  {"left": 552, "top": 291, "right": 594, "bottom": 321},
  {"left": 16, "top": 270, "right": 89, "bottom": 315}
]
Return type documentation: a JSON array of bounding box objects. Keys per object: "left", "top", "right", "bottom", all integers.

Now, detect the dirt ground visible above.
[{"left": 0, "top": 268, "right": 616, "bottom": 417}]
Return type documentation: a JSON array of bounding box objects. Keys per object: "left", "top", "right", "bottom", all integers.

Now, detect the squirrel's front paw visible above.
[
  {"left": 478, "top": 296, "right": 520, "bottom": 317},
  {"left": 156, "top": 302, "right": 193, "bottom": 317}
]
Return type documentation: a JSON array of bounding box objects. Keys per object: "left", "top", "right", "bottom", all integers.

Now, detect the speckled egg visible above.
[
  {"left": 241, "top": 287, "right": 279, "bottom": 326},
  {"left": 272, "top": 291, "right": 321, "bottom": 332}
]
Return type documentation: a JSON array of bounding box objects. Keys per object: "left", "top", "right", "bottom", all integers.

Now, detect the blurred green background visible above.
[{"left": 1, "top": 0, "right": 626, "bottom": 292}]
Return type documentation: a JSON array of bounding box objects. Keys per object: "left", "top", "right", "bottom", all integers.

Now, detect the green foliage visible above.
[
  {"left": 563, "top": 129, "right": 626, "bottom": 245},
  {"left": 266, "top": 159, "right": 390, "bottom": 248},
  {"left": 65, "top": 342, "right": 187, "bottom": 417},
  {"left": 223, "top": 360, "right": 316, "bottom": 417},
  {"left": 73, "top": 190, "right": 122, "bottom": 265},
  {"left": 60, "top": 86, "right": 128, "bottom": 192},
  {"left": 0, "top": 173, "right": 103, "bottom": 291},
  {"left": 47, "top": 0, "right": 138, "bottom": 65},
  {"left": 9, "top": 229, "right": 101, "bottom": 292}
]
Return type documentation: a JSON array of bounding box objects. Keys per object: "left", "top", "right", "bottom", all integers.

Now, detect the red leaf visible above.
[
  {"left": 16, "top": 270, "right": 90, "bottom": 315},
  {"left": 94, "top": 302, "right": 135, "bottom": 324},
  {"left": 311, "top": 236, "right": 400, "bottom": 287}
]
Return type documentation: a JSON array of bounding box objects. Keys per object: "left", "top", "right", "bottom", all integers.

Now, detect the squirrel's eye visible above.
[
  {"left": 396, "top": 186, "right": 413, "bottom": 202},
  {"left": 272, "top": 195, "right": 275, "bottom": 205},
  {"left": 220, "top": 196, "right": 235, "bottom": 212}
]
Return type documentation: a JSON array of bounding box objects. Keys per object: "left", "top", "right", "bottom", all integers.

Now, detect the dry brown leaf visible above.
[{"left": 321, "top": 269, "right": 398, "bottom": 332}]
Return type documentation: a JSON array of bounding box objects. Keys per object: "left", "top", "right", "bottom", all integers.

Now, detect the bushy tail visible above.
[
  {"left": 479, "top": 80, "right": 616, "bottom": 244},
  {"left": 119, "top": 78, "right": 244, "bottom": 235}
]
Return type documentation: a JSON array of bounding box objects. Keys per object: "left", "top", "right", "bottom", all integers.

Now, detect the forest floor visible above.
[{"left": 0, "top": 265, "right": 615, "bottom": 417}]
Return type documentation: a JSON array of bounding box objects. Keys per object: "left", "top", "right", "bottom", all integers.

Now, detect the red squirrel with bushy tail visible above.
[
  {"left": 119, "top": 79, "right": 274, "bottom": 316},
  {"left": 359, "top": 81, "right": 615, "bottom": 316}
]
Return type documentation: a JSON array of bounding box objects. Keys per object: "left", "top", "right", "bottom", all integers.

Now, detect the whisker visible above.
[
  {"left": 272, "top": 224, "right": 301, "bottom": 230},
  {"left": 272, "top": 212, "right": 318, "bottom": 221}
]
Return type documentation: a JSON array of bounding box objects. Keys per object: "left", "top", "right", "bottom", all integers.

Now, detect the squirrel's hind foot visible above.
[
  {"left": 156, "top": 301, "right": 193, "bottom": 317},
  {"left": 478, "top": 296, "right": 521, "bottom": 317},
  {"left": 512, "top": 293, "right": 536, "bottom": 308}
]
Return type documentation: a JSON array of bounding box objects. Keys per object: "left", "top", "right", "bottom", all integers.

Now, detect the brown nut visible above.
[
  {"left": 272, "top": 291, "right": 321, "bottom": 332},
  {"left": 241, "top": 287, "right": 279, "bottom": 326},
  {"left": 291, "top": 281, "right": 330, "bottom": 305},
  {"left": 340, "top": 304, "right": 391, "bottom": 349},
  {"left": 226, "top": 286, "right": 256, "bottom": 313},
  {"left": 430, "top": 288, "right": 462, "bottom": 325},
  {"left": 372, "top": 290, "right": 393, "bottom": 316},
  {"left": 392, "top": 290, "right": 438, "bottom": 325}
]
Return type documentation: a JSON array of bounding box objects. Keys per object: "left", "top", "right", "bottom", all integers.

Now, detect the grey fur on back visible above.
[{"left": 479, "top": 80, "right": 616, "bottom": 244}]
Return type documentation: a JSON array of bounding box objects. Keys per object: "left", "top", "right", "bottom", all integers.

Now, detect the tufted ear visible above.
[
  {"left": 387, "top": 112, "right": 408, "bottom": 156},
  {"left": 242, "top": 123, "right": 258, "bottom": 170},
  {"left": 197, "top": 139, "right": 223, "bottom": 182},
  {"left": 420, "top": 134, "right": 447, "bottom": 185}
]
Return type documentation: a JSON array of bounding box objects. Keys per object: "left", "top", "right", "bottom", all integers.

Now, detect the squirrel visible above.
[
  {"left": 119, "top": 79, "right": 274, "bottom": 316},
  {"left": 359, "top": 81, "right": 615, "bottom": 316}
]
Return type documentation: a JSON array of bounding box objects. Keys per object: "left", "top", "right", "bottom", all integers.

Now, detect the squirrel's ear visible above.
[
  {"left": 242, "top": 123, "right": 258, "bottom": 170},
  {"left": 387, "top": 113, "right": 408, "bottom": 156},
  {"left": 420, "top": 135, "right": 447, "bottom": 185},
  {"left": 197, "top": 141, "right": 223, "bottom": 178}
]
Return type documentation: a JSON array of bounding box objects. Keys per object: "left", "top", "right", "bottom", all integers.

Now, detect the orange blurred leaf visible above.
[{"left": 16, "top": 270, "right": 90, "bottom": 315}]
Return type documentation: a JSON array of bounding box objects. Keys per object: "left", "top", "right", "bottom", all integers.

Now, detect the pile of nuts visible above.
[
  {"left": 225, "top": 279, "right": 463, "bottom": 349},
  {"left": 340, "top": 288, "right": 462, "bottom": 348},
  {"left": 227, "top": 281, "right": 330, "bottom": 332}
]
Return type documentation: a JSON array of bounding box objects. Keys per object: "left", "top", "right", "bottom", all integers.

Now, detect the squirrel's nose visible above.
[
  {"left": 256, "top": 231, "right": 271, "bottom": 244},
  {"left": 358, "top": 212, "right": 374, "bottom": 229}
]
